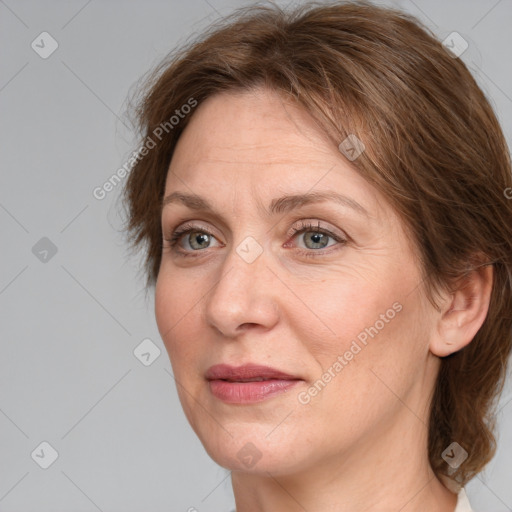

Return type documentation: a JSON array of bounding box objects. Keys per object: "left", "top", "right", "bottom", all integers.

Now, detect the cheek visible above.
[
  {"left": 292, "top": 270, "right": 404, "bottom": 353},
  {"left": 154, "top": 277, "right": 174, "bottom": 344},
  {"left": 297, "top": 292, "right": 427, "bottom": 441},
  {"left": 292, "top": 260, "right": 425, "bottom": 389},
  {"left": 154, "top": 273, "right": 199, "bottom": 362}
]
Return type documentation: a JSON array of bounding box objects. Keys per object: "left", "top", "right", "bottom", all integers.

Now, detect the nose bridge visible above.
[{"left": 204, "top": 234, "right": 278, "bottom": 336}]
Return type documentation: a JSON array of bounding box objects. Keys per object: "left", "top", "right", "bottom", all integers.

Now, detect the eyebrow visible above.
[{"left": 162, "top": 190, "right": 370, "bottom": 218}]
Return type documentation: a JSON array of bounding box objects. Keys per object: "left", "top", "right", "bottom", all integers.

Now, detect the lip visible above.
[{"left": 205, "top": 364, "right": 302, "bottom": 404}]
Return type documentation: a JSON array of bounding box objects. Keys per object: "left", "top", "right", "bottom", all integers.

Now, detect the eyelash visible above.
[{"left": 163, "top": 220, "right": 347, "bottom": 259}]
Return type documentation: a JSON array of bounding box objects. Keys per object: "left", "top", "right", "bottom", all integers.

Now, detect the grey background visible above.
[{"left": 1, "top": 0, "right": 511, "bottom": 510}]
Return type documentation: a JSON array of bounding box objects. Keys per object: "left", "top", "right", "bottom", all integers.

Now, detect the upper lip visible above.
[{"left": 205, "top": 364, "right": 301, "bottom": 382}]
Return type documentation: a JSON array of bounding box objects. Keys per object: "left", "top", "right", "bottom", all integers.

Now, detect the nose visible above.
[{"left": 204, "top": 239, "right": 280, "bottom": 338}]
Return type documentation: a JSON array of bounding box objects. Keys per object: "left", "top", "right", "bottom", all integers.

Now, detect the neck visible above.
[{"left": 230, "top": 405, "right": 458, "bottom": 512}]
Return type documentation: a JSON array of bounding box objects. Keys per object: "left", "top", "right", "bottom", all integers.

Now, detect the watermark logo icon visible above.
[
  {"left": 338, "top": 134, "right": 365, "bottom": 161},
  {"left": 133, "top": 338, "right": 161, "bottom": 366},
  {"left": 442, "top": 441, "right": 468, "bottom": 469},
  {"left": 236, "top": 442, "right": 262, "bottom": 468},
  {"left": 31, "top": 32, "right": 59, "bottom": 59},
  {"left": 32, "top": 237, "right": 58, "bottom": 263},
  {"left": 442, "top": 32, "right": 468, "bottom": 58},
  {"left": 236, "top": 236, "right": 263, "bottom": 264},
  {"left": 31, "top": 441, "right": 59, "bottom": 469}
]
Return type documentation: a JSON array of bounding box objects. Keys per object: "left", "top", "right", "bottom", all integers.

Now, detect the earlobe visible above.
[{"left": 430, "top": 263, "right": 494, "bottom": 358}]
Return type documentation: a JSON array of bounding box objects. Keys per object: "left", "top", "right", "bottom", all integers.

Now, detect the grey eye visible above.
[
  {"left": 187, "top": 232, "right": 213, "bottom": 250},
  {"left": 297, "top": 230, "right": 338, "bottom": 250}
]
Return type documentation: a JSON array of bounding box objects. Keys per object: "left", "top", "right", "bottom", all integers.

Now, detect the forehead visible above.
[
  {"left": 170, "top": 87, "right": 336, "bottom": 170},
  {"left": 164, "top": 87, "right": 392, "bottom": 226}
]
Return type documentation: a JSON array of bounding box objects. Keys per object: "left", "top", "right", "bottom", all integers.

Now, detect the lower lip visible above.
[{"left": 208, "top": 379, "right": 301, "bottom": 404}]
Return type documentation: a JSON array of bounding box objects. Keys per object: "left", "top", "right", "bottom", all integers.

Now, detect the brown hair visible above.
[{"left": 122, "top": 0, "right": 512, "bottom": 487}]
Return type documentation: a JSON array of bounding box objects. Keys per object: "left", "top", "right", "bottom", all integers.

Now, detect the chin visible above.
[{"left": 197, "top": 425, "right": 315, "bottom": 476}]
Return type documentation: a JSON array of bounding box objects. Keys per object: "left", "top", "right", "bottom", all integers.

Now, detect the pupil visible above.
[
  {"left": 307, "top": 231, "right": 328, "bottom": 249},
  {"left": 191, "top": 232, "right": 209, "bottom": 249}
]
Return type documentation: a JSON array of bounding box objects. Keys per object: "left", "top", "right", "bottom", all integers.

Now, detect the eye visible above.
[
  {"left": 163, "top": 222, "right": 222, "bottom": 254},
  {"left": 163, "top": 219, "right": 347, "bottom": 258},
  {"left": 286, "top": 220, "right": 347, "bottom": 255}
]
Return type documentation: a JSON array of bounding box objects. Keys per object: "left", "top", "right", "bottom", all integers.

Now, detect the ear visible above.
[{"left": 430, "top": 262, "right": 494, "bottom": 357}]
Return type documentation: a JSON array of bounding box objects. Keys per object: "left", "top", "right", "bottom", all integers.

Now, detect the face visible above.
[{"left": 155, "top": 87, "right": 439, "bottom": 476}]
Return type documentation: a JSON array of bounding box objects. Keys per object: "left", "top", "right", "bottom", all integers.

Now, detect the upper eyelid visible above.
[
  {"left": 161, "top": 200, "right": 363, "bottom": 231},
  {"left": 167, "top": 218, "right": 343, "bottom": 236}
]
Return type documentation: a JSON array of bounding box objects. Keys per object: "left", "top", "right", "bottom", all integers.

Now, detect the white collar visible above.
[{"left": 455, "top": 488, "right": 473, "bottom": 512}]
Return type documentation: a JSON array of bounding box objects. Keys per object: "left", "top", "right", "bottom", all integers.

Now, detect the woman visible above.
[{"left": 122, "top": 1, "right": 512, "bottom": 510}]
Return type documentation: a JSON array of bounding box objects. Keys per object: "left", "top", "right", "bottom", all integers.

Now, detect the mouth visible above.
[
  {"left": 205, "top": 363, "right": 300, "bottom": 382},
  {"left": 205, "top": 363, "right": 303, "bottom": 403},
  {"left": 218, "top": 377, "right": 280, "bottom": 382}
]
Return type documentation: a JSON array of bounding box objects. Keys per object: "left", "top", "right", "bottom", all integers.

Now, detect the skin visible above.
[{"left": 155, "top": 86, "right": 493, "bottom": 511}]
